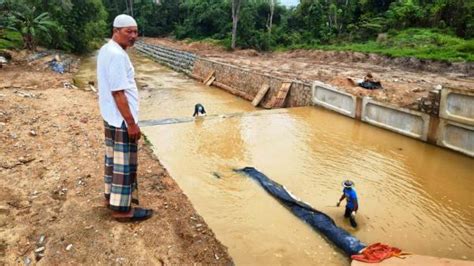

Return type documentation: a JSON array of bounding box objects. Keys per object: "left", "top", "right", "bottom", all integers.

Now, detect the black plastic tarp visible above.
[{"left": 236, "top": 167, "right": 366, "bottom": 256}]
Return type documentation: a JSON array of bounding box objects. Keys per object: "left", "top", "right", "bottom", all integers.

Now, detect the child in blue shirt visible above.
[{"left": 337, "top": 180, "right": 359, "bottom": 228}]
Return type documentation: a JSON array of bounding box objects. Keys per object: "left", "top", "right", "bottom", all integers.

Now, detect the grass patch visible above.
[
  {"left": 176, "top": 28, "right": 473, "bottom": 62},
  {"left": 281, "top": 28, "right": 474, "bottom": 62},
  {"left": 180, "top": 37, "right": 231, "bottom": 50},
  {"left": 143, "top": 134, "right": 153, "bottom": 148}
]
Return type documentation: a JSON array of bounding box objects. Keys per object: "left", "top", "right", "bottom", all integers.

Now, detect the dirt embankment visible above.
[
  {"left": 0, "top": 51, "right": 232, "bottom": 265},
  {"left": 143, "top": 37, "right": 473, "bottom": 110}
]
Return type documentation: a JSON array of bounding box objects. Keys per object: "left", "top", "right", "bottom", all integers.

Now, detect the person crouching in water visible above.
[
  {"left": 193, "top": 103, "right": 206, "bottom": 117},
  {"left": 337, "top": 180, "right": 358, "bottom": 228}
]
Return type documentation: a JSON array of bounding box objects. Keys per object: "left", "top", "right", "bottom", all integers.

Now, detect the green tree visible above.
[
  {"left": 6, "top": 5, "right": 55, "bottom": 50},
  {"left": 49, "top": 0, "right": 108, "bottom": 53},
  {"left": 287, "top": 0, "right": 328, "bottom": 42},
  {"left": 135, "top": 0, "right": 182, "bottom": 36},
  {"left": 0, "top": 0, "right": 24, "bottom": 49},
  {"left": 175, "top": 0, "right": 229, "bottom": 39}
]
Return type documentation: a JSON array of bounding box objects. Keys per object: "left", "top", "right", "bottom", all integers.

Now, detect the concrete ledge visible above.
[
  {"left": 312, "top": 81, "right": 357, "bottom": 118},
  {"left": 437, "top": 119, "right": 474, "bottom": 157},
  {"left": 440, "top": 88, "right": 474, "bottom": 126},
  {"left": 362, "top": 97, "right": 430, "bottom": 141}
]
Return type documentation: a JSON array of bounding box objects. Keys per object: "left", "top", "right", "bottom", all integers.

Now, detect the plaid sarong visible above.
[{"left": 104, "top": 121, "right": 139, "bottom": 212}]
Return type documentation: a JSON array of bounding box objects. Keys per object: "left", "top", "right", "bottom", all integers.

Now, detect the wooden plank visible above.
[
  {"left": 251, "top": 84, "right": 270, "bottom": 107},
  {"left": 205, "top": 76, "right": 215, "bottom": 86},
  {"left": 203, "top": 70, "right": 215, "bottom": 84},
  {"left": 269, "top": 82, "right": 292, "bottom": 108}
]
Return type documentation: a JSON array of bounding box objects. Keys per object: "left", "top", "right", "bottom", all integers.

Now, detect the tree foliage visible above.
[
  {"left": 1, "top": 0, "right": 107, "bottom": 53},
  {"left": 1, "top": 0, "right": 472, "bottom": 56},
  {"left": 5, "top": 6, "right": 55, "bottom": 50}
]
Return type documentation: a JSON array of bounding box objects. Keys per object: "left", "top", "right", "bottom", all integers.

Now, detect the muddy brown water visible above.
[{"left": 76, "top": 51, "right": 474, "bottom": 265}]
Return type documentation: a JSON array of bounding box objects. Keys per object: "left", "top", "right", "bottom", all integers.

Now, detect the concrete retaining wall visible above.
[
  {"left": 437, "top": 120, "right": 474, "bottom": 157},
  {"left": 193, "top": 58, "right": 313, "bottom": 107},
  {"left": 136, "top": 41, "right": 473, "bottom": 157},
  {"left": 362, "top": 97, "right": 430, "bottom": 141},
  {"left": 310, "top": 79, "right": 432, "bottom": 141},
  {"left": 439, "top": 88, "right": 474, "bottom": 126},
  {"left": 134, "top": 41, "right": 197, "bottom": 75},
  {"left": 437, "top": 88, "right": 474, "bottom": 156},
  {"left": 312, "top": 81, "right": 357, "bottom": 118}
]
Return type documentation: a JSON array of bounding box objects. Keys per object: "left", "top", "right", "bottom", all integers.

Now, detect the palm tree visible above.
[{"left": 7, "top": 6, "right": 55, "bottom": 50}]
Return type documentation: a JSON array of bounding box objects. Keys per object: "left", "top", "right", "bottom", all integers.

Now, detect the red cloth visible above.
[{"left": 351, "top": 243, "right": 402, "bottom": 263}]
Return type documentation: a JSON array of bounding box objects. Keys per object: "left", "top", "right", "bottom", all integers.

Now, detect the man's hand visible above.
[
  {"left": 112, "top": 90, "right": 140, "bottom": 142},
  {"left": 127, "top": 123, "right": 141, "bottom": 142}
]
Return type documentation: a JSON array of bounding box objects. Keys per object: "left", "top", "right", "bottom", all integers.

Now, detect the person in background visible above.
[
  {"left": 337, "top": 180, "right": 358, "bottom": 228},
  {"left": 193, "top": 103, "right": 207, "bottom": 117}
]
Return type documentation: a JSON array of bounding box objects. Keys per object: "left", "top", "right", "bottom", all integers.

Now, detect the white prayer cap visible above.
[{"left": 113, "top": 14, "right": 137, "bottom": 28}]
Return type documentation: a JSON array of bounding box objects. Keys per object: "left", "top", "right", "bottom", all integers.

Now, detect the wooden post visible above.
[{"left": 269, "top": 82, "right": 292, "bottom": 108}]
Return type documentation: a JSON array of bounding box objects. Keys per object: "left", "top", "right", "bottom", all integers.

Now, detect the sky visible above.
[{"left": 279, "top": 0, "right": 299, "bottom": 7}]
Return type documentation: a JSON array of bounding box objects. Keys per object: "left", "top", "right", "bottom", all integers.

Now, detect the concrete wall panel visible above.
[
  {"left": 312, "top": 81, "right": 356, "bottom": 118},
  {"left": 439, "top": 88, "right": 474, "bottom": 126},
  {"left": 362, "top": 98, "right": 430, "bottom": 141},
  {"left": 437, "top": 119, "right": 474, "bottom": 157}
]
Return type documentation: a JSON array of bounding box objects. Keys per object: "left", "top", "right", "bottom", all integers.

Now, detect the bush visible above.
[
  {"left": 318, "top": 28, "right": 473, "bottom": 62},
  {"left": 0, "top": 30, "right": 22, "bottom": 49},
  {"left": 456, "top": 40, "right": 474, "bottom": 54}
]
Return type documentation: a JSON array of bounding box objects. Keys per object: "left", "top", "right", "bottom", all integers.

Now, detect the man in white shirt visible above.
[{"left": 97, "top": 14, "right": 152, "bottom": 222}]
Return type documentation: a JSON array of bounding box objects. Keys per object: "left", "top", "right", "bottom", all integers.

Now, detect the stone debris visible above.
[
  {"left": 34, "top": 246, "right": 45, "bottom": 253},
  {"left": 27, "top": 51, "right": 51, "bottom": 62},
  {"left": 411, "top": 87, "right": 426, "bottom": 93},
  {"left": 0, "top": 55, "right": 7, "bottom": 64},
  {"left": 14, "top": 91, "right": 37, "bottom": 98},
  {"left": 63, "top": 82, "right": 78, "bottom": 89},
  {"left": 66, "top": 244, "right": 73, "bottom": 251},
  {"left": 37, "top": 235, "right": 46, "bottom": 246},
  {"left": 23, "top": 257, "right": 32, "bottom": 265},
  {"left": 418, "top": 88, "right": 441, "bottom": 115}
]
